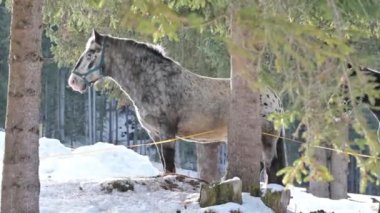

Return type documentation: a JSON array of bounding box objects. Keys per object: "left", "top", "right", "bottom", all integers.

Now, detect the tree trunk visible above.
[
  {"left": 115, "top": 100, "right": 118, "bottom": 145},
  {"left": 309, "top": 149, "right": 330, "bottom": 198},
  {"left": 43, "top": 78, "right": 48, "bottom": 137},
  {"left": 101, "top": 96, "right": 107, "bottom": 141},
  {"left": 59, "top": 69, "right": 65, "bottom": 142},
  {"left": 125, "top": 106, "right": 130, "bottom": 146},
  {"left": 88, "top": 87, "right": 93, "bottom": 144},
  {"left": 92, "top": 87, "right": 97, "bottom": 143},
  {"left": 225, "top": 4, "right": 262, "bottom": 193},
  {"left": 330, "top": 151, "right": 348, "bottom": 199},
  {"left": 309, "top": 146, "right": 348, "bottom": 199},
  {"left": 329, "top": 124, "right": 348, "bottom": 199},
  {"left": 108, "top": 100, "right": 113, "bottom": 143},
  {"left": 197, "top": 142, "right": 222, "bottom": 183},
  {"left": 1, "top": 0, "right": 44, "bottom": 212}
]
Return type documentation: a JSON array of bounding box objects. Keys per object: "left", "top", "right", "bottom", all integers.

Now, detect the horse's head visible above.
[{"left": 68, "top": 30, "right": 105, "bottom": 93}]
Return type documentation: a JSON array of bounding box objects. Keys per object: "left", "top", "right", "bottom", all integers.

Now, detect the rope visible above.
[
  {"left": 40, "top": 129, "right": 380, "bottom": 160},
  {"left": 127, "top": 130, "right": 216, "bottom": 148},
  {"left": 261, "top": 131, "right": 380, "bottom": 160},
  {"left": 40, "top": 130, "right": 216, "bottom": 160}
]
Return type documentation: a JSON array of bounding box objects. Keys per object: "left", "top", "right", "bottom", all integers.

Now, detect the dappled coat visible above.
[{"left": 68, "top": 31, "right": 285, "bottom": 182}]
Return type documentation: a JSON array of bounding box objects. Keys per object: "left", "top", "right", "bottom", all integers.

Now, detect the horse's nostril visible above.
[{"left": 70, "top": 77, "right": 76, "bottom": 85}]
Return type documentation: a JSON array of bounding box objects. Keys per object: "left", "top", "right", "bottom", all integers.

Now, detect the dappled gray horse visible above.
[{"left": 68, "top": 30, "right": 286, "bottom": 183}]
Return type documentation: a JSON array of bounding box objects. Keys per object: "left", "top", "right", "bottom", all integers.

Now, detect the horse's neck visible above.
[{"left": 104, "top": 39, "right": 157, "bottom": 98}]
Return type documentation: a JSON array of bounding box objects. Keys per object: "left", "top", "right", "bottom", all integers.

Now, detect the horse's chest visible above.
[
  {"left": 133, "top": 102, "right": 169, "bottom": 129},
  {"left": 132, "top": 106, "right": 160, "bottom": 135},
  {"left": 135, "top": 105, "right": 158, "bottom": 123}
]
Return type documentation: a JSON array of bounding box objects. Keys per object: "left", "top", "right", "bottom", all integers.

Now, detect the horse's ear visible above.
[{"left": 92, "top": 29, "right": 102, "bottom": 45}]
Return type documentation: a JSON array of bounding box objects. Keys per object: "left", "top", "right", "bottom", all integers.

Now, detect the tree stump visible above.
[
  {"left": 199, "top": 177, "right": 242, "bottom": 207},
  {"left": 261, "top": 188, "right": 291, "bottom": 213},
  {"left": 199, "top": 178, "right": 291, "bottom": 212}
]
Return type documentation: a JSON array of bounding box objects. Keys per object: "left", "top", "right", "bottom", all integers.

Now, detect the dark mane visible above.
[
  {"left": 141, "top": 42, "right": 167, "bottom": 58},
  {"left": 105, "top": 35, "right": 170, "bottom": 61}
]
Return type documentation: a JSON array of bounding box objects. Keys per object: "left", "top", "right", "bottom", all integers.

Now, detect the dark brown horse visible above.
[{"left": 68, "top": 30, "right": 286, "bottom": 183}]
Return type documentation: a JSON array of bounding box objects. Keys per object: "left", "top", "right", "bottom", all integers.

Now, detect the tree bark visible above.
[
  {"left": 330, "top": 151, "right": 348, "bottom": 199},
  {"left": 309, "top": 149, "right": 330, "bottom": 198},
  {"left": 329, "top": 125, "right": 349, "bottom": 199},
  {"left": 88, "top": 87, "right": 93, "bottom": 144},
  {"left": 1, "top": 0, "right": 44, "bottom": 212},
  {"left": 309, "top": 146, "right": 348, "bottom": 199},
  {"left": 59, "top": 69, "right": 65, "bottom": 142},
  {"left": 197, "top": 142, "right": 222, "bottom": 183},
  {"left": 108, "top": 100, "right": 113, "bottom": 143},
  {"left": 225, "top": 4, "right": 262, "bottom": 193},
  {"left": 115, "top": 100, "right": 118, "bottom": 144}
]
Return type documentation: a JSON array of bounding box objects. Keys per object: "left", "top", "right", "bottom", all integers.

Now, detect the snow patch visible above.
[
  {"left": 0, "top": 132, "right": 379, "bottom": 212},
  {"left": 288, "top": 186, "right": 379, "bottom": 213},
  {"left": 267, "top": 183, "right": 285, "bottom": 192},
  {"left": 39, "top": 137, "right": 71, "bottom": 158},
  {"left": 39, "top": 140, "right": 159, "bottom": 181},
  {"left": 201, "top": 193, "right": 273, "bottom": 213}
]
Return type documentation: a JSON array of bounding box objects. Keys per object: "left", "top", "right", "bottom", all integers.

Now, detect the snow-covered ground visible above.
[{"left": 0, "top": 131, "right": 379, "bottom": 212}]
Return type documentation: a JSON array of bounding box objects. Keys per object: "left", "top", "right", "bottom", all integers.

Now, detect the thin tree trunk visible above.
[
  {"left": 100, "top": 96, "right": 106, "bottom": 141},
  {"left": 92, "top": 86, "right": 96, "bottom": 143},
  {"left": 88, "top": 87, "right": 93, "bottom": 144},
  {"left": 125, "top": 106, "right": 130, "bottom": 146},
  {"left": 309, "top": 149, "right": 330, "bottom": 197},
  {"left": 57, "top": 69, "right": 61, "bottom": 139},
  {"left": 330, "top": 121, "right": 349, "bottom": 199},
  {"left": 115, "top": 100, "right": 118, "bottom": 145},
  {"left": 59, "top": 69, "right": 65, "bottom": 142},
  {"left": 310, "top": 145, "right": 348, "bottom": 199},
  {"left": 53, "top": 65, "right": 60, "bottom": 139},
  {"left": 43, "top": 78, "right": 48, "bottom": 137},
  {"left": 109, "top": 100, "right": 113, "bottom": 143},
  {"left": 225, "top": 4, "right": 262, "bottom": 193},
  {"left": 330, "top": 151, "right": 348, "bottom": 199},
  {"left": 85, "top": 94, "right": 89, "bottom": 144},
  {"left": 1, "top": 0, "right": 43, "bottom": 211}
]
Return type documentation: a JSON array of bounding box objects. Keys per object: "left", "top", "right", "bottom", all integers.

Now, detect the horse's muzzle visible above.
[{"left": 68, "top": 74, "right": 88, "bottom": 93}]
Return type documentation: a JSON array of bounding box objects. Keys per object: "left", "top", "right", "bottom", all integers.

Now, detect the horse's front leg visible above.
[
  {"left": 159, "top": 142, "right": 176, "bottom": 173},
  {"left": 158, "top": 126, "right": 176, "bottom": 174}
]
